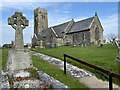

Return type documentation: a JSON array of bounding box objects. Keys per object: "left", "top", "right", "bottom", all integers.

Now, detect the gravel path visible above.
[{"left": 34, "top": 52, "right": 119, "bottom": 89}]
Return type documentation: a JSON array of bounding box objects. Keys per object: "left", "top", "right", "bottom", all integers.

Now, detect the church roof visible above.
[
  {"left": 40, "top": 20, "right": 71, "bottom": 38},
  {"left": 38, "top": 28, "right": 51, "bottom": 40},
  {"left": 67, "top": 17, "right": 94, "bottom": 34},
  {"left": 39, "top": 16, "right": 94, "bottom": 38},
  {"left": 51, "top": 21, "right": 71, "bottom": 38}
]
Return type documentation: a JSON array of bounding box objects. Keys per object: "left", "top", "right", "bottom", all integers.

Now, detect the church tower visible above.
[{"left": 34, "top": 7, "right": 48, "bottom": 37}]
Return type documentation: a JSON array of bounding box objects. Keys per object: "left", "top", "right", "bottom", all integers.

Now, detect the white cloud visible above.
[
  {"left": 101, "top": 14, "right": 118, "bottom": 37},
  {"left": 1, "top": 2, "right": 54, "bottom": 12}
]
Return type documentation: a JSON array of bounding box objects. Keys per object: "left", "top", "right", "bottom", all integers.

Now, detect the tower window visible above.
[{"left": 42, "top": 15, "right": 45, "bottom": 19}]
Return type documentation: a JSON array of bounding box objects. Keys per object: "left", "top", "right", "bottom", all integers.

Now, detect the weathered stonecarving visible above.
[
  {"left": 7, "top": 12, "right": 33, "bottom": 74},
  {"left": 32, "top": 7, "right": 104, "bottom": 48},
  {"left": 8, "top": 12, "right": 29, "bottom": 50}
]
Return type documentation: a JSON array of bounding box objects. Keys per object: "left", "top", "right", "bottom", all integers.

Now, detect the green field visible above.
[{"left": 32, "top": 44, "right": 120, "bottom": 84}]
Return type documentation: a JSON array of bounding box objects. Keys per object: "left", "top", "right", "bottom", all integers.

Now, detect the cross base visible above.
[{"left": 6, "top": 49, "right": 33, "bottom": 75}]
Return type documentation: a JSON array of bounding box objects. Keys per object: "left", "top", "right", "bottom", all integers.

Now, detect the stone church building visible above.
[{"left": 32, "top": 7, "right": 104, "bottom": 48}]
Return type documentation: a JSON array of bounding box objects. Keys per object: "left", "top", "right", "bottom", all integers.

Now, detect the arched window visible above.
[
  {"left": 95, "top": 25, "right": 99, "bottom": 41},
  {"left": 42, "top": 15, "right": 45, "bottom": 19}
]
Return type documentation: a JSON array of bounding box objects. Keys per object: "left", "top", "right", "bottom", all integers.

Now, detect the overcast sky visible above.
[{"left": 1, "top": 1, "right": 119, "bottom": 45}]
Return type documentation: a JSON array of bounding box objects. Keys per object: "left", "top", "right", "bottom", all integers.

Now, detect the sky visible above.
[{"left": 0, "top": 1, "right": 119, "bottom": 45}]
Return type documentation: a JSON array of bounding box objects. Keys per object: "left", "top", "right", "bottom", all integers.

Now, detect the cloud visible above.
[
  {"left": 1, "top": 2, "right": 54, "bottom": 12},
  {"left": 101, "top": 14, "right": 118, "bottom": 37}
]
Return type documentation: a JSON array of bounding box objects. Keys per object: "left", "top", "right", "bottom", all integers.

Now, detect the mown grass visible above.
[
  {"left": 32, "top": 44, "right": 120, "bottom": 85},
  {"left": 32, "top": 55, "right": 88, "bottom": 89},
  {"left": 1, "top": 48, "right": 88, "bottom": 89}
]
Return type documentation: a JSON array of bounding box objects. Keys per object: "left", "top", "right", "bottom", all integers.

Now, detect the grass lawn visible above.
[
  {"left": 32, "top": 44, "right": 120, "bottom": 84},
  {"left": 1, "top": 48, "right": 88, "bottom": 89}
]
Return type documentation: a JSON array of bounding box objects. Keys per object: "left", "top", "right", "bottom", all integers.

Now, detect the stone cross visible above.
[{"left": 8, "top": 12, "right": 29, "bottom": 50}]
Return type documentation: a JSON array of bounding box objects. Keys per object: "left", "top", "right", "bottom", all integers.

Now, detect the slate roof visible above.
[
  {"left": 39, "top": 16, "right": 94, "bottom": 38},
  {"left": 67, "top": 17, "right": 94, "bottom": 34},
  {"left": 39, "top": 21, "right": 71, "bottom": 38},
  {"left": 52, "top": 21, "right": 71, "bottom": 38},
  {"left": 38, "top": 28, "right": 51, "bottom": 40}
]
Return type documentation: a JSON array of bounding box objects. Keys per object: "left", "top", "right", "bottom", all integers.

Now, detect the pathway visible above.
[{"left": 34, "top": 52, "right": 119, "bottom": 89}]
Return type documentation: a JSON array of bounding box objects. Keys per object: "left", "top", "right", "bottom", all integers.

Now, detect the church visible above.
[{"left": 32, "top": 7, "right": 104, "bottom": 48}]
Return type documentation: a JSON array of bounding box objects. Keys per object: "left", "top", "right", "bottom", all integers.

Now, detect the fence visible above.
[{"left": 63, "top": 54, "right": 120, "bottom": 90}]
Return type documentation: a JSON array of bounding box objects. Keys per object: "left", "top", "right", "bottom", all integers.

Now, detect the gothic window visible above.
[{"left": 95, "top": 25, "right": 100, "bottom": 41}]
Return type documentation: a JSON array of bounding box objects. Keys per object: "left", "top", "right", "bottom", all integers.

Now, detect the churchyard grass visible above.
[
  {"left": 32, "top": 55, "right": 88, "bottom": 88},
  {"left": 1, "top": 48, "right": 8, "bottom": 70},
  {"left": 1, "top": 48, "right": 88, "bottom": 88},
  {"left": 32, "top": 44, "right": 120, "bottom": 85}
]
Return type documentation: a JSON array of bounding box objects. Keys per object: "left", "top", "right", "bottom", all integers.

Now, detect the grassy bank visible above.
[
  {"left": 32, "top": 55, "right": 88, "bottom": 89},
  {"left": 32, "top": 44, "right": 120, "bottom": 85}
]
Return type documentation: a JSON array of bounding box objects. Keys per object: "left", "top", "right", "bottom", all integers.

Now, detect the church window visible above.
[
  {"left": 83, "top": 32, "right": 85, "bottom": 41},
  {"left": 95, "top": 25, "right": 99, "bottom": 41}
]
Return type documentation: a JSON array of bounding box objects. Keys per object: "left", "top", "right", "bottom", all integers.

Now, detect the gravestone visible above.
[
  {"left": 115, "top": 40, "right": 120, "bottom": 62},
  {"left": 7, "top": 12, "right": 33, "bottom": 74}
]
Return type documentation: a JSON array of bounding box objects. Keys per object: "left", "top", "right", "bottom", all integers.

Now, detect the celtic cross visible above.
[{"left": 8, "top": 12, "right": 29, "bottom": 50}]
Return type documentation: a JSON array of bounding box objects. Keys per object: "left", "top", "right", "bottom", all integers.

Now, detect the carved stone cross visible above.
[{"left": 8, "top": 12, "right": 29, "bottom": 50}]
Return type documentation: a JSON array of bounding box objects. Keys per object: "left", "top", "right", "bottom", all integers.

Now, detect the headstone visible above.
[
  {"left": 7, "top": 12, "right": 33, "bottom": 74},
  {"left": 115, "top": 40, "right": 120, "bottom": 62}
]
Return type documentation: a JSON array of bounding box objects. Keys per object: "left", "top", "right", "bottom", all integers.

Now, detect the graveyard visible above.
[
  {"left": 1, "top": 12, "right": 119, "bottom": 88},
  {"left": 1, "top": 48, "right": 88, "bottom": 88},
  {"left": 1, "top": 3, "right": 120, "bottom": 89},
  {"left": 32, "top": 44, "right": 118, "bottom": 74},
  {"left": 1, "top": 43, "right": 120, "bottom": 88},
  {"left": 32, "top": 44, "right": 119, "bottom": 84}
]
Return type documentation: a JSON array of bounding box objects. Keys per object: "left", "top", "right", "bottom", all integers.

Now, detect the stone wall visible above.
[
  {"left": 90, "top": 15, "right": 103, "bottom": 45},
  {"left": 56, "top": 38, "right": 64, "bottom": 46},
  {"left": 67, "top": 31, "right": 91, "bottom": 46},
  {"left": 37, "top": 70, "right": 68, "bottom": 88}
]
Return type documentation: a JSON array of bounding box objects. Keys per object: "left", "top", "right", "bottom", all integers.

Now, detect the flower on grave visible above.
[{"left": 16, "top": 76, "right": 22, "bottom": 81}]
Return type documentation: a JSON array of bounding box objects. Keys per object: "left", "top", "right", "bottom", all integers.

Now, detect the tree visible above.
[{"left": 106, "top": 33, "right": 117, "bottom": 44}]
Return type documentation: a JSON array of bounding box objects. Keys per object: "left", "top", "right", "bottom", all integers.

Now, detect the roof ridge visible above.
[
  {"left": 75, "top": 16, "right": 94, "bottom": 23},
  {"left": 51, "top": 20, "right": 71, "bottom": 28}
]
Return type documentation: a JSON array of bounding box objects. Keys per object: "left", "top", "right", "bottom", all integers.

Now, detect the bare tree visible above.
[{"left": 106, "top": 33, "right": 117, "bottom": 44}]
